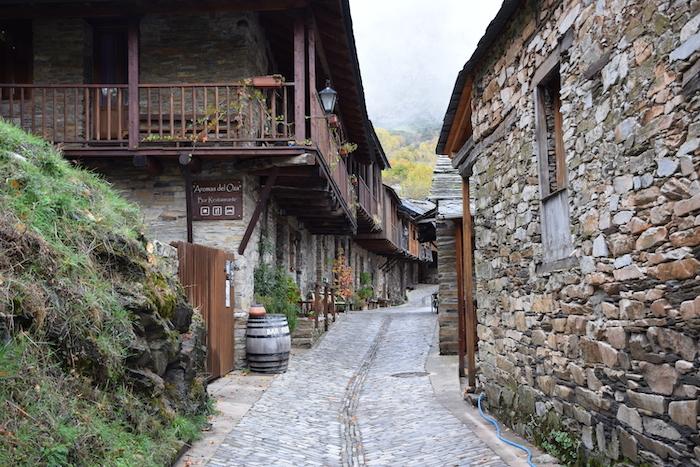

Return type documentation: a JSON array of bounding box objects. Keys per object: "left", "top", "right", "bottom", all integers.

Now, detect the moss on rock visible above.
[{"left": 0, "top": 121, "right": 208, "bottom": 466}]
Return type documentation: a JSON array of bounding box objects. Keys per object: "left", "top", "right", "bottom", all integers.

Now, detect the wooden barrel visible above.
[{"left": 246, "top": 314, "right": 291, "bottom": 374}]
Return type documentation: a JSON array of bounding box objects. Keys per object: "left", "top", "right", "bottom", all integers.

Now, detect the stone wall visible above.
[
  {"left": 458, "top": 0, "right": 700, "bottom": 464},
  {"left": 140, "top": 13, "right": 270, "bottom": 83},
  {"left": 33, "top": 18, "right": 87, "bottom": 84},
  {"left": 30, "top": 13, "right": 269, "bottom": 84}
]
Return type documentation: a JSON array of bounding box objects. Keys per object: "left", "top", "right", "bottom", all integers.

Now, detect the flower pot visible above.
[
  {"left": 249, "top": 304, "right": 267, "bottom": 318},
  {"left": 327, "top": 114, "right": 340, "bottom": 128},
  {"left": 251, "top": 75, "right": 284, "bottom": 88}
]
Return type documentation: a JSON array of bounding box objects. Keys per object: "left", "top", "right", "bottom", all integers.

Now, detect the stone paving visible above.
[{"left": 209, "top": 293, "right": 509, "bottom": 466}]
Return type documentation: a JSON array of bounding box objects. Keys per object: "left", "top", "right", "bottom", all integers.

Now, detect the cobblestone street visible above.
[{"left": 207, "top": 288, "right": 517, "bottom": 466}]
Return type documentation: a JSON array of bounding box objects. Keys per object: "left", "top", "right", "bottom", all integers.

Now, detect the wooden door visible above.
[
  {"left": 91, "top": 22, "right": 128, "bottom": 140},
  {"left": 174, "top": 242, "right": 235, "bottom": 378}
]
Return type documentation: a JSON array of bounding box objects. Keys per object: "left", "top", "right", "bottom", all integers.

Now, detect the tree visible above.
[{"left": 376, "top": 127, "right": 437, "bottom": 199}]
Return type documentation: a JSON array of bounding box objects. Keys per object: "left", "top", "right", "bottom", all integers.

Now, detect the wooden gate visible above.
[{"left": 174, "top": 242, "right": 235, "bottom": 378}]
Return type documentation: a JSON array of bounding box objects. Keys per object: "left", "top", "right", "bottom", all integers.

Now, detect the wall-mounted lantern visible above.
[{"left": 319, "top": 79, "right": 337, "bottom": 114}]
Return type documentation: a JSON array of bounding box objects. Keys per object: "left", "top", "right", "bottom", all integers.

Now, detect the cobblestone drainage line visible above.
[
  {"left": 390, "top": 371, "right": 430, "bottom": 378},
  {"left": 339, "top": 316, "right": 392, "bottom": 467}
]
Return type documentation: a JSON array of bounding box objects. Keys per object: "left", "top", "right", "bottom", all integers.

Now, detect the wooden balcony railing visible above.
[
  {"left": 0, "top": 82, "right": 294, "bottom": 146},
  {"left": 1, "top": 81, "right": 356, "bottom": 224},
  {"left": 357, "top": 177, "right": 379, "bottom": 222},
  {"left": 309, "top": 91, "right": 353, "bottom": 214},
  {"left": 0, "top": 84, "right": 129, "bottom": 144}
]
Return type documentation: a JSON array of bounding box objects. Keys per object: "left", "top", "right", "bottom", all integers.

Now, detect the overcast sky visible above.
[{"left": 350, "top": 0, "right": 501, "bottom": 131}]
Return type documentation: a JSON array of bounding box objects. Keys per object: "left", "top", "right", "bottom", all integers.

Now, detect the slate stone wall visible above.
[
  {"left": 140, "top": 13, "right": 270, "bottom": 83},
  {"left": 30, "top": 13, "right": 269, "bottom": 84},
  {"left": 33, "top": 18, "right": 87, "bottom": 84},
  {"left": 458, "top": 0, "right": 700, "bottom": 464}
]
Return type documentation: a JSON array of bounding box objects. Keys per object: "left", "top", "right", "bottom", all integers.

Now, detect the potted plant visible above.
[
  {"left": 339, "top": 142, "right": 357, "bottom": 157},
  {"left": 356, "top": 272, "right": 373, "bottom": 310},
  {"left": 327, "top": 114, "right": 340, "bottom": 128},
  {"left": 350, "top": 174, "right": 358, "bottom": 186}
]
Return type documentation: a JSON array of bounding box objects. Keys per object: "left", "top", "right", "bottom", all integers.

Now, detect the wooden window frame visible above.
[
  {"left": 534, "top": 51, "right": 567, "bottom": 197},
  {"left": 533, "top": 50, "right": 573, "bottom": 265}
]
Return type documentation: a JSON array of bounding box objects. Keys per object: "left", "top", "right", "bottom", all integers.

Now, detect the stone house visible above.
[
  {"left": 437, "top": 0, "right": 700, "bottom": 464},
  {"left": 0, "top": 0, "right": 432, "bottom": 373}
]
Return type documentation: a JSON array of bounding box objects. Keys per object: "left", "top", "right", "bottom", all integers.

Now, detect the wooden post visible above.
[
  {"left": 127, "top": 18, "right": 139, "bottom": 150},
  {"left": 455, "top": 221, "right": 466, "bottom": 379},
  {"left": 307, "top": 17, "right": 316, "bottom": 140},
  {"left": 238, "top": 169, "right": 278, "bottom": 255},
  {"left": 462, "top": 178, "right": 477, "bottom": 389},
  {"left": 179, "top": 154, "right": 194, "bottom": 243},
  {"left": 293, "top": 15, "right": 306, "bottom": 144},
  {"left": 313, "top": 282, "right": 321, "bottom": 329},
  {"left": 330, "top": 287, "right": 336, "bottom": 322},
  {"left": 323, "top": 285, "right": 329, "bottom": 332}
]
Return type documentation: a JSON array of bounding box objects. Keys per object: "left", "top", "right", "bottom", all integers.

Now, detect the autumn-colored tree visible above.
[
  {"left": 375, "top": 127, "right": 438, "bottom": 199},
  {"left": 332, "top": 252, "right": 353, "bottom": 299}
]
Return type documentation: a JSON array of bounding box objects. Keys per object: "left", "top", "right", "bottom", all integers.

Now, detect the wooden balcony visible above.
[
  {"left": 0, "top": 81, "right": 293, "bottom": 149},
  {"left": 354, "top": 186, "right": 404, "bottom": 256},
  {"left": 356, "top": 177, "right": 381, "bottom": 233},
  {"left": 0, "top": 80, "right": 357, "bottom": 233}
]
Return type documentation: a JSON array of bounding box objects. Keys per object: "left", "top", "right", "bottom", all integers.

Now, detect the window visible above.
[
  {"left": 539, "top": 70, "right": 565, "bottom": 196},
  {"left": 534, "top": 60, "right": 572, "bottom": 264},
  {"left": 0, "top": 21, "right": 33, "bottom": 99}
]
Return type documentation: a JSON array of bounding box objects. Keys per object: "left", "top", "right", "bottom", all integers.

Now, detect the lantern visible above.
[{"left": 318, "top": 79, "right": 337, "bottom": 114}]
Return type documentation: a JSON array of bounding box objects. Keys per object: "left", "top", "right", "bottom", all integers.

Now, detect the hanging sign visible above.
[{"left": 191, "top": 179, "right": 243, "bottom": 221}]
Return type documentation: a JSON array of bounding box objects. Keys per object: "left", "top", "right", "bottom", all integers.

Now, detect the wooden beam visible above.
[
  {"left": 238, "top": 170, "right": 278, "bottom": 255},
  {"left": 455, "top": 220, "right": 466, "bottom": 379},
  {"left": 272, "top": 186, "right": 329, "bottom": 194},
  {"left": 235, "top": 153, "right": 315, "bottom": 171},
  {"left": 293, "top": 15, "right": 306, "bottom": 143},
  {"left": 309, "top": 14, "right": 332, "bottom": 89},
  {"left": 132, "top": 154, "right": 162, "bottom": 175},
  {"left": 444, "top": 76, "right": 473, "bottom": 155},
  {"left": 0, "top": 0, "right": 310, "bottom": 18},
  {"left": 127, "top": 18, "right": 139, "bottom": 150},
  {"left": 553, "top": 90, "right": 566, "bottom": 190},
  {"left": 308, "top": 14, "right": 317, "bottom": 104},
  {"left": 462, "top": 179, "right": 477, "bottom": 389},
  {"left": 181, "top": 166, "right": 193, "bottom": 243}
]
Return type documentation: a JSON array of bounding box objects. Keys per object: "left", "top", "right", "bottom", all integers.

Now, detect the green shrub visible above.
[
  {"left": 253, "top": 264, "right": 301, "bottom": 331},
  {"left": 353, "top": 271, "right": 374, "bottom": 308},
  {"left": 540, "top": 429, "right": 581, "bottom": 466}
]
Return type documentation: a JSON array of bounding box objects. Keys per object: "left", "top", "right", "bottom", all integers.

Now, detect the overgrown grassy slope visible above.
[{"left": 0, "top": 121, "right": 208, "bottom": 466}]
